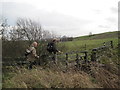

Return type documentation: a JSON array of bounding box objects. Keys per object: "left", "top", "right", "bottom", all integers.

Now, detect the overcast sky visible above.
[{"left": 0, "top": 0, "right": 119, "bottom": 37}]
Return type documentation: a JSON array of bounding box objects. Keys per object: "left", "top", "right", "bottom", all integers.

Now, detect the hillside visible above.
[
  {"left": 74, "top": 31, "right": 118, "bottom": 40},
  {"left": 58, "top": 31, "right": 118, "bottom": 53}
]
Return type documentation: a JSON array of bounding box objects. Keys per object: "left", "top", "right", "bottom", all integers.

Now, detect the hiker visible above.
[
  {"left": 25, "top": 41, "right": 39, "bottom": 69},
  {"left": 47, "top": 38, "right": 61, "bottom": 64}
]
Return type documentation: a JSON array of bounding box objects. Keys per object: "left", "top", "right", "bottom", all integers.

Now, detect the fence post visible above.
[
  {"left": 103, "top": 42, "right": 106, "bottom": 46},
  {"left": 91, "top": 49, "right": 97, "bottom": 62},
  {"left": 110, "top": 41, "right": 113, "bottom": 48},
  {"left": 84, "top": 51, "right": 88, "bottom": 63},
  {"left": 66, "top": 53, "right": 68, "bottom": 66},
  {"left": 76, "top": 53, "right": 80, "bottom": 68}
]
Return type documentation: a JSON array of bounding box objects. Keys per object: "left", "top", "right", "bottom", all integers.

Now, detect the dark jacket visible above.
[{"left": 47, "top": 42, "right": 58, "bottom": 54}]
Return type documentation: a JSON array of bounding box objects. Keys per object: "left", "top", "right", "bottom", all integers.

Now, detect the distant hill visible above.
[{"left": 74, "top": 31, "right": 118, "bottom": 40}]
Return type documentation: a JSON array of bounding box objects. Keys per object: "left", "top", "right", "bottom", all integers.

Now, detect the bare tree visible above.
[
  {"left": 7, "top": 18, "right": 60, "bottom": 42},
  {"left": 16, "top": 18, "right": 43, "bottom": 41},
  {"left": 9, "top": 26, "right": 21, "bottom": 41},
  {"left": 0, "top": 17, "right": 9, "bottom": 40},
  {"left": 42, "top": 30, "right": 51, "bottom": 39}
]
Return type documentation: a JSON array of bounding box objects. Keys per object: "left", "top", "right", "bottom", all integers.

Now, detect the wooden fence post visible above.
[
  {"left": 66, "top": 53, "right": 68, "bottom": 66},
  {"left": 103, "top": 42, "right": 105, "bottom": 46},
  {"left": 110, "top": 41, "right": 113, "bottom": 48},
  {"left": 84, "top": 51, "right": 88, "bottom": 63},
  {"left": 91, "top": 49, "right": 97, "bottom": 62},
  {"left": 76, "top": 53, "right": 80, "bottom": 68}
]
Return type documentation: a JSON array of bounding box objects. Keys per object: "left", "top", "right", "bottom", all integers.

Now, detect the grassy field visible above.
[
  {"left": 58, "top": 31, "right": 118, "bottom": 52},
  {"left": 58, "top": 37, "right": 118, "bottom": 52},
  {"left": 2, "top": 31, "right": 119, "bottom": 88}
]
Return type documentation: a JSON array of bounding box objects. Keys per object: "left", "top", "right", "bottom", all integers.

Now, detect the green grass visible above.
[{"left": 58, "top": 37, "right": 118, "bottom": 53}]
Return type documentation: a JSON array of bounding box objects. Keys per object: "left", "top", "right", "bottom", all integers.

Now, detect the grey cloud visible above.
[
  {"left": 36, "top": 11, "right": 91, "bottom": 28},
  {"left": 98, "top": 25, "right": 110, "bottom": 29},
  {"left": 110, "top": 7, "right": 117, "bottom": 13},
  {"left": 1, "top": 2, "right": 91, "bottom": 26},
  {"left": 1, "top": 2, "right": 91, "bottom": 25},
  {"left": 0, "top": 2, "right": 92, "bottom": 36},
  {"left": 1, "top": 2, "right": 36, "bottom": 25},
  {"left": 93, "top": 9, "right": 102, "bottom": 14},
  {"left": 105, "top": 17, "right": 117, "bottom": 23}
]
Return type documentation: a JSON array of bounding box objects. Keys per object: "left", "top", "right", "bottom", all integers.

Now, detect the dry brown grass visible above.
[
  {"left": 3, "top": 66, "right": 99, "bottom": 88},
  {"left": 3, "top": 61, "right": 119, "bottom": 88},
  {"left": 90, "top": 63, "right": 119, "bottom": 88}
]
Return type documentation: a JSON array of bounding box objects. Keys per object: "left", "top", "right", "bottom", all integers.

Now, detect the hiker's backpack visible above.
[
  {"left": 47, "top": 42, "right": 54, "bottom": 53},
  {"left": 24, "top": 48, "right": 33, "bottom": 57}
]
